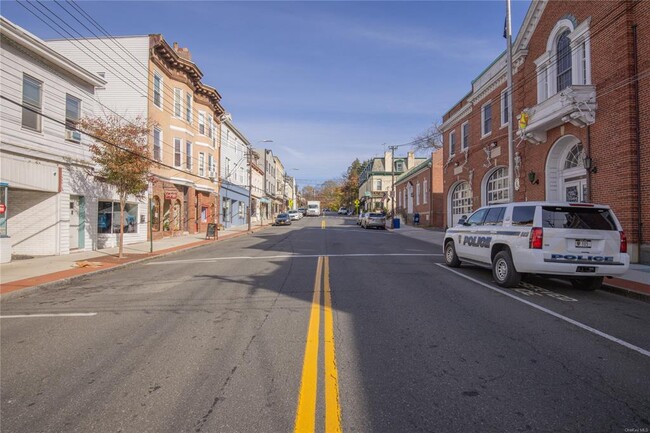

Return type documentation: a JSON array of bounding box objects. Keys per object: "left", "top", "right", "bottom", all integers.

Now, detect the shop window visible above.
[{"left": 97, "top": 201, "right": 138, "bottom": 234}]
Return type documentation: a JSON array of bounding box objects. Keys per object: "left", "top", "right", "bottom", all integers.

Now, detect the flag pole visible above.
[{"left": 506, "top": 0, "right": 515, "bottom": 203}]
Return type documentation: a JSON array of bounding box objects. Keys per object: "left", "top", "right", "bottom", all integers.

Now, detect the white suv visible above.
[{"left": 443, "top": 202, "right": 630, "bottom": 290}]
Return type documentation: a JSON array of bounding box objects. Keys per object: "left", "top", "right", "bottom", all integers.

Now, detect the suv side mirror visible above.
[{"left": 457, "top": 216, "right": 467, "bottom": 226}]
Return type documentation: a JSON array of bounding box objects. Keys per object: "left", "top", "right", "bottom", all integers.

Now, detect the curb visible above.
[
  {"left": 0, "top": 226, "right": 268, "bottom": 301},
  {"left": 601, "top": 282, "right": 650, "bottom": 303}
]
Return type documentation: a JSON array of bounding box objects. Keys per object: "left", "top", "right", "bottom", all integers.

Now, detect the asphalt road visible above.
[{"left": 1, "top": 214, "right": 649, "bottom": 433}]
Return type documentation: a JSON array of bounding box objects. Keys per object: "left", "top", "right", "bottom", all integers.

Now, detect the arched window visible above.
[
  {"left": 486, "top": 167, "right": 510, "bottom": 205},
  {"left": 564, "top": 143, "right": 585, "bottom": 169},
  {"left": 451, "top": 182, "right": 472, "bottom": 221},
  {"left": 556, "top": 30, "right": 572, "bottom": 92}
]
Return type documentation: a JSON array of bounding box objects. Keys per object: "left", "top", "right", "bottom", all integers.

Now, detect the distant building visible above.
[
  {"left": 395, "top": 150, "right": 444, "bottom": 227},
  {"left": 440, "top": 0, "right": 649, "bottom": 262},
  {"left": 358, "top": 151, "right": 426, "bottom": 211},
  {"left": 220, "top": 119, "right": 250, "bottom": 228}
]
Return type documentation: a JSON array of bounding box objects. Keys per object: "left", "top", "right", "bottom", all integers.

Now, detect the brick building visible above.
[
  {"left": 440, "top": 0, "right": 649, "bottom": 263},
  {"left": 395, "top": 150, "right": 444, "bottom": 227}
]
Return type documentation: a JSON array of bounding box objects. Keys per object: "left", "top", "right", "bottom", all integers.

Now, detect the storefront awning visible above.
[
  {"left": 259, "top": 197, "right": 271, "bottom": 203},
  {"left": 194, "top": 184, "right": 216, "bottom": 194}
]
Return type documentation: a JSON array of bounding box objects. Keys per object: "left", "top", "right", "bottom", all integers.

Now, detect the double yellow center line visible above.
[{"left": 294, "top": 256, "right": 342, "bottom": 433}]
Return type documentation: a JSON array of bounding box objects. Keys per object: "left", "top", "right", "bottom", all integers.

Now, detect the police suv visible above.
[{"left": 443, "top": 202, "right": 630, "bottom": 290}]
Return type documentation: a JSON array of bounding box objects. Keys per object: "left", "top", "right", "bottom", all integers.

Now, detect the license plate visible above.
[
  {"left": 575, "top": 239, "right": 591, "bottom": 248},
  {"left": 576, "top": 266, "right": 596, "bottom": 273}
]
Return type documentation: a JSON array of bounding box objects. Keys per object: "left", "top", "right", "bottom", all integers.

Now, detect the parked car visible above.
[
  {"left": 274, "top": 213, "right": 292, "bottom": 226},
  {"left": 357, "top": 212, "right": 367, "bottom": 225},
  {"left": 362, "top": 212, "right": 386, "bottom": 229},
  {"left": 338, "top": 207, "right": 348, "bottom": 215},
  {"left": 288, "top": 210, "right": 302, "bottom": 221},
  {"left": 298, "top": 207, "right": 307, "bottom": 216},
  {"left": 443, "top": 201, "right": 630, "bottom": 289}
]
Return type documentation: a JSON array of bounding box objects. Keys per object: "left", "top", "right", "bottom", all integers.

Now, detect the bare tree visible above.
[
  {"left": 412, "top": 120, "right": 443, "bottom": 152},
  {"left": 79, "top": 114, "right": 154, "bottom": 258}
]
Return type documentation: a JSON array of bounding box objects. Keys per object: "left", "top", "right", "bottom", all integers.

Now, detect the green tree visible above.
[{"left": 80, "top": 114, "right": 154, "bottom": 258}]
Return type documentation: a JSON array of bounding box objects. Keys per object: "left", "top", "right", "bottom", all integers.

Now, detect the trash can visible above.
[
  {"left": 392, "top": 218, "right": 400, "bottom": 229},
  {"left": 414, "top": 213, "right": 420, "bottom": 225}
]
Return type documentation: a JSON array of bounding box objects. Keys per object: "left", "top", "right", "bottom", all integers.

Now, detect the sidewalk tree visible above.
[
  {"left": 79, "top": 114, "right": 154, "bottom": 258},
  {"left": 412, "top": 120, "right": 443, "bottom": 152}
]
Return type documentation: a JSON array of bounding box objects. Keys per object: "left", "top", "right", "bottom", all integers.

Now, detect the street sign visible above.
[
  {"left": 364, "top": 191, "right": 371, "bottom": 197},
  {"left": 164, "top": 191, "right": 177, "bottom": 200},
  {"left": 354, "top": 199, "right": 360, "bottom": 206}
]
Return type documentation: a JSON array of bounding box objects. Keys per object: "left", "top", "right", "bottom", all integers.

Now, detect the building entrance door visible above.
[
  {"left": 564, "top": 178, "right": 587, "bottom": 203},
  {"left": 69, "top": 195, "right": 85, "bottom": 250}
]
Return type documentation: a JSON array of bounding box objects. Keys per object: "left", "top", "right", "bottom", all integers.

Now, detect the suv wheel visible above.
[
  {"left": 492, "top": 250, "right": 521, "bottom": 288},
  {"left": 444, "top": 241, "right": 461, "bottom": 268},
  {"left": 570, "top": 277, "right": 603, "bottom": 291}
]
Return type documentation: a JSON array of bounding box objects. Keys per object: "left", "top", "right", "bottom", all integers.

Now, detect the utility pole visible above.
[
  {"left": 247, "top": 146, "right": 253, "bottom": 233},
  {"left": 389, "top": 145, "right": 397, "bottom": 227},
  {"left": 506, "top": 0, "right": 515, "bottom": 203}
]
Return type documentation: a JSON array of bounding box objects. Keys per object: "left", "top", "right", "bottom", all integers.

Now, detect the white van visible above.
[{"left": 443, "top": 202, "right": 630, "bottom": 290}]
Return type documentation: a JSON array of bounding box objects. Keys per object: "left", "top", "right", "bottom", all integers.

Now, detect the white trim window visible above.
[
  {"left": 556, "top": 30, "right": 572, "bottom": 92},
  {"left": 198, "top": 152, "right": 205, "bottom": 177},
  {"left": 461, "top": 122, "right": 469, "bottom": 151},
  {"left": 398, "top": 189, "right": 402, "bottom": 207},
  {"left": 486, "top": 167, "right": 510, "bottom": 205},
  {"left": 22, "top": 74, "right": 42, "bottom": 131},
  {"left": 375, "top": 178, "right": 382, "bottom": 190},
  {"left": 185, "top": 93, "right": 192, "bottom": 124},
  {"left": 481, "top": 102, "right": 492, "bottom": 137},
  {"left": 423, "top": 180, "right": 428, "bottom": 204},
  {"left": 198, "top": 111, "right": 205, "bottom": 135},
  {"left": 153, "top": 127, "right": 162, "bottom": 161},
  {"left": 451, "top": 182, "right": 472, "bottom": 220},
  {"left": 449, "top": 130, "right": 457, "bottom": 156},
  {"left": 65, "top": 94, "right": 81, "bottom": 142},
  {"left": 153, "top": 72, "right": 163, "bottom": 109},
  {"left": 207, "top": 115, "right": 214, "bottom": 145},
  {"left": 185, "top": 141, "right": 192, "bottom": 171},
  {"left": 225, "top": 157, "right": 231, "bottom": 180},
  {"left": 174, "top": 138, "right": 182, "bottom": 167},
  {"left": 174, "top": 88, "right": 182, "bottom": 118},
  {"left": 416, "top": 183, "right": 421, "bottom": 206},
  {"left": 500, "top": 89, "right": 509, "bottom": 127},
  {"left": 535, "top": 18, "right": 591, "bottom": 103},
  {"left": 208, "top": 154, "right": 216, "bottom": 178}
]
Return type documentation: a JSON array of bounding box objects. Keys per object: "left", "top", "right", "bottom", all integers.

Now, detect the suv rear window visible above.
[
  {"left": 512, "top": 206, "right": 535, "bottom": 226},
  {"left": 542, "top": 207, "right": 617, "bottom": 230}
]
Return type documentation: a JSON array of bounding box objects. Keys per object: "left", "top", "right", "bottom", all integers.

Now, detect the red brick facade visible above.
[{"left": 441, "top": 0, "right": 649, "bottom": 263}]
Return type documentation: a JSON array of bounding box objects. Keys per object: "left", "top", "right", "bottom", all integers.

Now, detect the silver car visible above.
[{"left": 362, "top": 212, "right": 386, "bottom": 229}]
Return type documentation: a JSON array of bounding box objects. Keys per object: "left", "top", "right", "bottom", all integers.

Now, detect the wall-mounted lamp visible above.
[
  {"left": 528, "top": 171, "right": 539, "bottom": 185},
  {"left": 583, "top": 156, "right": 597, "bottom": 173},
  {"left": 489, "top": 141, "right": 498, "bottom": 148},
  {"left": 454, "top": 161, "right": 459, "bottom": 167}
]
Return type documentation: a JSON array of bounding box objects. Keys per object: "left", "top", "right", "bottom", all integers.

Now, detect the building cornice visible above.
[
  {"left": 149, "top": 34, "right": 224, "bottom": 116},
  {"left": 440, "top": 103, "right": 472, "bottom": 132}
]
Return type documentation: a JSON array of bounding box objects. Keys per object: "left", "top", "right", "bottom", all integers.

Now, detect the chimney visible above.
[
  {"left": 384, "top": 150, "right": 393, "bottom": 173},
  {"left": 407, "top": 151, "right": 415, "bottom": 169},
  {"left": 172, "top": 42, "right": 192, "bottom": 61}
]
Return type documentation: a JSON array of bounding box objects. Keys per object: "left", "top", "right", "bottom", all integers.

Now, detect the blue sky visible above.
[{"left": 2, "top": 0, "right": 529, "bottom": 186}]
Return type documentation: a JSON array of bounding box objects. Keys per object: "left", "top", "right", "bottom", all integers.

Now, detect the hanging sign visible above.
[
  {"left": 164, "top": 191, "right": 177, "bottom": 200},
  {"left": 0, "top": 204, "right": 5, "bottom": 214},
  {"left": 518, "top": 111, "right": 529, "bottom": 130}
]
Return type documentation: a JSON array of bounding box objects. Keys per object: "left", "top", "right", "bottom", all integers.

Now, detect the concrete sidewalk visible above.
[
  {"left": 0, "top": 222, "right": 270, "bottom": 297},
  {"left": 390, "top": 223, "right": 650, "bottom": 301}
]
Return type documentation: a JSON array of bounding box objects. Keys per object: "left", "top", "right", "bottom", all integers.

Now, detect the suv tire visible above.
[
  {"left": 444, "top": 241, "right": 461, "bottom": 268},
  {"left": 492, "top": 250, "right": 521, "bottom": 288},
  {"left": 570, "top": 276, "right": 603, "bottom": 291}
]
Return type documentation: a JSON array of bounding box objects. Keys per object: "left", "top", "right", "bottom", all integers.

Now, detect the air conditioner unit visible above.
[
  {"left": 66, "top": 129, "right": 81, "bottom": 142},
  {"left": 208, "top": 169, "right": 217, "bottom": 180}
]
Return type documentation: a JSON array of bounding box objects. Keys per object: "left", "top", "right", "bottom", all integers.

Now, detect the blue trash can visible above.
[{"left": 393, "top": 218, "right": 400, "bottom": 229}]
